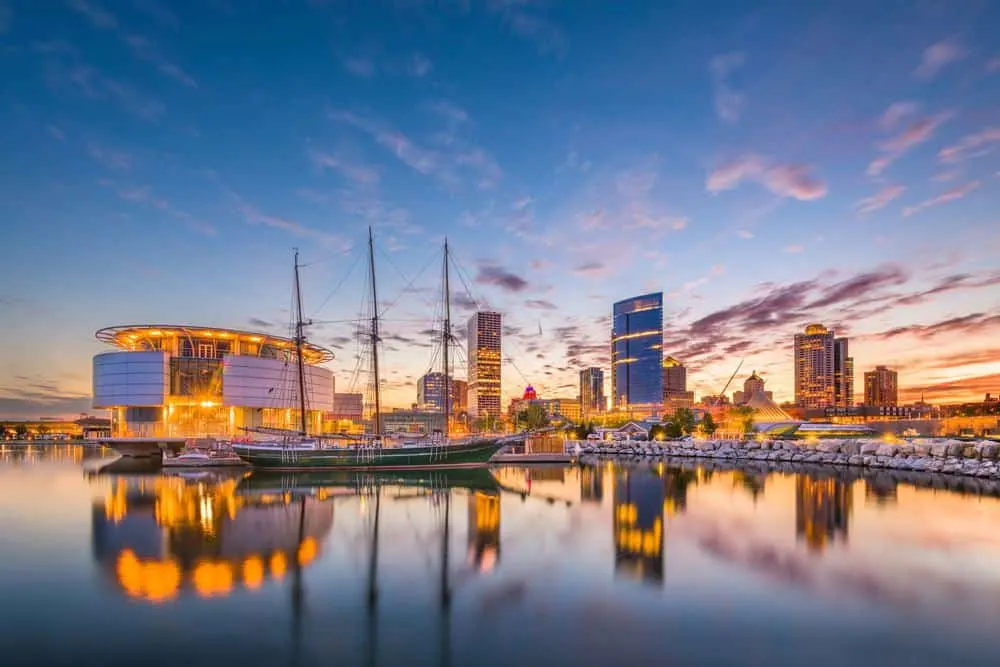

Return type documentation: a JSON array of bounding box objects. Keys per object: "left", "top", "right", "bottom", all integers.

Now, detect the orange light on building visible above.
[
  {"left": 193, "top": 561, "right": 234, "bottom": 598},
  {"left": 243, "top": 556, "right": 265, "bottom": 590},
  {"left": 270, "top": 552, "right": 288, "bottom": 579},
  {"left": 297, "top": 537, "right": 318, "bottom": 566}
]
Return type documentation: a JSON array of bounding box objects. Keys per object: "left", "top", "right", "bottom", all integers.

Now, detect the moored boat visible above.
[{"left": 162, "top": 438, "right": 248, "bottom": 468}]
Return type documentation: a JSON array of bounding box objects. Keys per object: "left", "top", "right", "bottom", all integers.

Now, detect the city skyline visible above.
[{"left": 2, "top": 1, "right": 1000, "bottom": 418}]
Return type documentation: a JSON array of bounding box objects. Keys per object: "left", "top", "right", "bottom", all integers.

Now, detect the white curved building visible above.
[{"left": 93, "top": 325, "right": 334, "bottom": 438}]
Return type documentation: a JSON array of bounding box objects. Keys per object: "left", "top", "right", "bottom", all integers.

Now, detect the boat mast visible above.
[
  {"left": 293, "top": 249, "right": 309, "bottom": 436},
  {"left": 442, "top": 238, "right": 451, "bottom": 440},
  {"left": 368, "top": 227, "right": 383, "bottom": 438}
]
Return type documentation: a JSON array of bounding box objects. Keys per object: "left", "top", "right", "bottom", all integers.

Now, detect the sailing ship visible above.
[{"left": 231, "top": 228, "right": 507, "bottom": 470}]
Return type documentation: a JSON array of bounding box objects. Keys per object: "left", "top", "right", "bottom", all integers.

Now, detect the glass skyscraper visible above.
[{"left": 611, "top": 292, "right": 663, "bottom": 411}]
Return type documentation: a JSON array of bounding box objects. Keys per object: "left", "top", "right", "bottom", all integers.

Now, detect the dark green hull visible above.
[
  {"left": 231, "top": 438, "right": 505, "bottom": 471},
  {"left": 239, "top": 467, "right": 501, "bottom": 494}
]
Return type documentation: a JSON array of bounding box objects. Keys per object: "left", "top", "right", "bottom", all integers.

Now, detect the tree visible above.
[
  {"left": 672, "top": 408, "right": 696, "bottom": 435},
  {"left": 14, "top": 424, "right": 28, "bottom": 440},
  {"left": 663, "top": 420, "right": 683, "bottom": 439},
  {"left": 648, "top": 424, "right": 667, "bottom": 440},
  {"left": 701, "top": 412, "right": 718, "bottom": 436},
  {"left": 730, "top": 406, "right": 755, "bottom": 436},
  {"left": 573, "top": 421, "right": 595, "bottom": 440},
  {"left": 523, "top": 403, "right": 549, "bottom": 430},
  {"left": 476, "top": 414, "right": 500, "bottom": 433}
]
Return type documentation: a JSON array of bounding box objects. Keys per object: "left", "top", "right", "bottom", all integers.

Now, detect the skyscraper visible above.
[
  {"left": 662, "top": 356, "right": 687, "bottom": 396},
  {"left": 417, "top": 371, "right": 448, "bottom": 411},
  {"left": 864, "top": 366, "right": 898, "bottom": 407},
  {"left": 834, "top": 337, "right": 854, "bottom": 408},
  {"left": 794, "top": 324, "right": 852, "bottom": 408},
  {"left": 611, "top": 292, "right": 663, "bottom": 413},
  {"left": 467, "top": 311, "right": 502, "bottom": 421},
  {"left": 579, "top": 367, "right": 605, "bottom": 416}
]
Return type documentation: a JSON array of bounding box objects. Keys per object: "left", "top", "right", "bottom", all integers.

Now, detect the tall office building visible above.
[
  {"left": 794, "top": 324, "right": 852, "bottom": 408},
  {"left": 864, "top": 366, "right": 898, "bottom": 407},
  {"left": 417, "top": 371, "right": 448, "bottom": 411},
  {"left": 611, "top": 292, "right": 663, "bottom": 412},
  {"left": 579, "top": 367, "right": 605, "bottom": 416},
  {"left": 834, "top": 337, "right": 854, "bottom": 408},
  {"left": 662, "top": 356, "right": 687, "bottom": 396},
  {"left": 467, "top": 311, "right": 502, "bottom": 420},
  {"left": 451, "top": 379, "right": 468, "bottom": 413}
]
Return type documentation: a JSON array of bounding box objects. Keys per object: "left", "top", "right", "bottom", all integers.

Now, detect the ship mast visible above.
[
  {"left": 442, "top": 238, "right": 451, "bottom": 441},
  {"left": 368, "top": 227, "right": 383, "bottom": 438},
  {"left": 293, "top": 249, "right": 309, "bottom": 436}
]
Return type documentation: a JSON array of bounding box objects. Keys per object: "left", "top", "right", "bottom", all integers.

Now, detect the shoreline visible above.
[{"left": 574, "top": 437, "right": 1000, "bottom": 482}]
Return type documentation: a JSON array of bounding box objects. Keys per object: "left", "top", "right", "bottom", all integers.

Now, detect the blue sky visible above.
[{"left": 1, "top": 0, "right": 999, "bottom": 417}]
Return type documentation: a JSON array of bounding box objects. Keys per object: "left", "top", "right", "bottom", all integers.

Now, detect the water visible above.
[{"left": 2, "top": 445, "right": 1000, "bottom": 667}]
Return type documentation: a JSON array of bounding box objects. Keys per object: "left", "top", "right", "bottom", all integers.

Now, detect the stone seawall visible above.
[{"left": 573, "top": 438, "right": 1000, "bottom": 480}]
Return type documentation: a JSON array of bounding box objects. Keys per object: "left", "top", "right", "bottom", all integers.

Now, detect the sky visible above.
[{"left": 1, "top": 0, "right": 999, "bottom": 418}]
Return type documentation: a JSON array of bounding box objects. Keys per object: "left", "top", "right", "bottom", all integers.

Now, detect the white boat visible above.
[{"left": 162, "top": 439, "right": 247, "bottom": 468}]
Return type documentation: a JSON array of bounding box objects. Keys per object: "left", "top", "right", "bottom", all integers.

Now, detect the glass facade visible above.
[{"left": 611, "top": 292, "right": 663, "bottom": 411}]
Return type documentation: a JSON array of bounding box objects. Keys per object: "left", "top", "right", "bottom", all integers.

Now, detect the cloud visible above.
[
  {"left": 902, "top": 180, "right": 980, "bottom": 217},
  {"left": 988, "top": 57, "right": 1000, "bottom": 73},
  {"left": 873, "top": 312, "right": 1000, "bottom": 341},
  {"left": 903, "top": 373, "right": 1000, "bottom": 403},
  {"left": 456, "top": 147, "right": 503, "bottom": 189},
  {"left": 525, "top": 299, "right": 557, "bottom": 310},
  {"left": 879, "top": 101, "right": 919, "bottom": 131},
  {"left": 710, "top": 51, "right": 745, "bottom": 123},
  {"left": 922, "top": 349, "right": 1000, "bottom": 370},
  {"left": 310, "top": 150, "right": 380, "bottom": 184},
  {"left": 892, "top": 271, "right": 1000, "bottom": 307},
  {"left": 66, "top": 0, "right": 117, "bottom": 29},
  {"left": 784, "top": 244, "right": 804, "bottom": 253},
  {"left": 227, "top": 190, "right": 346, "bottom": 248},
  {"left": 132, "top": 0, "right": 179, "bottom": 29},
  {"left": 855, "top": 184, "right": 905, "bottom": 214},
  {"left": 123, "top": 34, "right": 198, "bottom": 88},
  {"left": 475, "top": 264, "right": 528, "bottom": 292},
  {"left": 913, "top": 39, "right": 967, "bottom": 79},
  {"left": 87, "top": 143, "right": 132, "bottom": 170},
  {"left": 408, "top": 53, "right": 432, "bottom": 77},
  {"left": 807, "top": 266, "right": 908, "bottom": 309},
  {"left": 737, "top": 229, "right": 754, "bottom": 239},
  {"left": 426, "top": 100, "right": 469, "bottom": 125},
  {"left": 867, "top": 113, "right": 951, "bottom": 176},
  {"left": 938, "top": 127, "right": 1000, "bottom": 164},
  {"left": 580, "top": 209, "right": 605, "bottom": 230},
  {"left": 247, "top": 317, "right": 273, "bottom": 328},
  {"left": 104, "top": 180, "right": 216, "bottom": 235},
  {"left": 512, "top": 196, "right": 533, "bottom": 211},
  {"left": 572, "top": 261, "right": 611, "bottom": 278},
  {"left": 706, "top": 155, "right": 827, "bottom": 201},
  {"left": 344, "top": 57, "right": 374, "bottom": 77},
  {"left": 491, "top": 2, "right": 567, "bottom": 57}
]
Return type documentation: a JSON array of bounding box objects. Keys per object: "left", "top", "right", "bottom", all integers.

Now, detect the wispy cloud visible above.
[
  {"left": 902, "top": 180, "right": 980, "bottom": 217},
  {"left": 426, "top": 99, "right": 470, "bottom": 125},
  {"left": 938, "top": 127, "right": 1000, "bottom": 163},
  {"left": 87, "top": 143, "right": 132, "bottom": 170},
  {"left": 913, "top": 39, "right": 967, "bottom": 80},
  {"left": 476, "top": 264, "right": 529, "bottom": 292},
  {"left": 572, "top": 261, "right": 611, "bottom": 278},
  {"left": 490, "top": 1, "right": 567, "bottom": 57},
  {"left": 344, "top": 57, "right": 374, "bottom": 77},
  {"left": 309, "top": 150, "right": 380, "bottom": 184},
  {"left": 525, "top": 299, "right": 557, "bottom": 310},
  {"left": 710, "top": 51, "right": 745, "bottom": 123},
  {"left": 103, "top": 180, "right": 215, "bottom": 235},
  {"left": 66, "top": 0, "right": 117, "bottom": 29},
  {"left": 867, "top": 112, "right": 951, "bottom": 176},
  {"left": 132, "top": 0, "right": 179, "bottom": 29},
  {"left": 737, "top": 229, "right": 755, "bottom": 239},
  {"left": 988, "top": 56, "right": 1000, "bottom": 73},
  {"left": 408, "top": 52, "right": 432, "bottom": 77},
  {"left": 784, "top": 244, "right": 804, "bottom": 253},
  {"left": 855, "top": 184, "right": 905, "bottom": 214},
  {"left": 706, "top": 155, "right": 827, "bottom": 201},
  {"left": 123, "top": 34, "right": 198, "bottom": 88},
  {"left": 232, "top": 194, "right": 346, "bottom": 248},
  {"left": 879, "top": 101, "right": 919, "bottom": 131}
]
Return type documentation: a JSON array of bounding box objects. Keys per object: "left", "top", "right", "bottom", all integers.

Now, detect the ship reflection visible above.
[{"left": 91, "top": 472, "right": 334, "bottom": 603}]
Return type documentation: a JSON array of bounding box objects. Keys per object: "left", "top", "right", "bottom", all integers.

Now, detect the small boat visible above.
[{"left": 163, "top": 439, "right": 247, "bottom": 468}]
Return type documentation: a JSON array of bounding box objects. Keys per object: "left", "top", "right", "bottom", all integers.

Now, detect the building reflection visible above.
[
  {"left": 865, "top": 474, "right": 898, "bottom": 506},
  {"left": 467, "top": 491, "right": 501, "bottom": 572},
  {"left": 613, "top": 468, "right": 665, "bottom": 584},
  {"left": 580, "top": 465, "right": 604, "bottom": 503},
  {"left": 795, "top": 476, "right": 852, "bottom": 552},
  {"left": 91, "top": 473, "right": 334, "bottom": 603}
]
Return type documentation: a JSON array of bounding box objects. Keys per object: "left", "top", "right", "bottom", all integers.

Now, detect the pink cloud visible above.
[
  {"left": 784, "top": 244, "right": 804, "bottom": 253},
  {"left": 310, "top": 150, "right": 380, "bottom": 185},
  {"left": 913, "top": 39, "right": 967, "bottom": 79},
  {"left": 988, "top": 56, "right": 1000, "bottom": 73},
  {"left": 855, "top": 184, "right": 905, "bottom": 214},
  {"left": 879, "top": 101, "right": 919, "bottom": 130},
  {"left": 902, "top": 180, "right": 981, "bottom": 217},
  {"left": 710, "top": 52, "right": 746, "bottom": 123},
  {"left": 707, "top": 155, "right": 827, "bottom": 201},
  {"left": 867, "top": 113, "right": 951, "bottom": 176},
  {"left": 938, "top": 127, "right": 1000, "bottom": 163}
]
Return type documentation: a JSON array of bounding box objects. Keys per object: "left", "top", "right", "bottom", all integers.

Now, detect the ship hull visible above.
[{"left": 231, "top": 438, "right": 505, "bottom": 471}]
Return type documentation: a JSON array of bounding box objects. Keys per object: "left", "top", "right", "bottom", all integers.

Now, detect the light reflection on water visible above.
[{"left": 2, "top": 445, "right": 1000, "bottom": 666}]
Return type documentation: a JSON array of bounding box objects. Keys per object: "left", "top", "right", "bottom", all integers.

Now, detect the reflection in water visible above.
[
  {"left": 613, "top": 468, "right": 665, "bottom": 584},
  {"left": 580, "top": 465, "right": 603, "bottom": 503},
  {"left": 91, "top": 473, "right": 334, "bottom": 603},
  {"left": 794, "top": 476, "right": 852, "bottom": 552},
  {"left": 468, "top": 492, "right": 501, "bottom": 571},
  {"left": 866, "top": 474, "right": 899, "bottom": 506}
]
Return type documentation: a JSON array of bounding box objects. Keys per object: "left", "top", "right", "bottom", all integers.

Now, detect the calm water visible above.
[{"left": 2, "top": 446, "right": 1000, "bottom": 666}]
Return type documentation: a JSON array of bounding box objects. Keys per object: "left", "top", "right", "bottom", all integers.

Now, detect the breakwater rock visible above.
[{"left": 573, "top": 438, "right": 1000, "bottom": 480}]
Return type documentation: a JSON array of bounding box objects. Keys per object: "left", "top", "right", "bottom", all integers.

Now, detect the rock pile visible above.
[{"left": 573, "top": 438, "right": 1000, "bottom": 479}]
